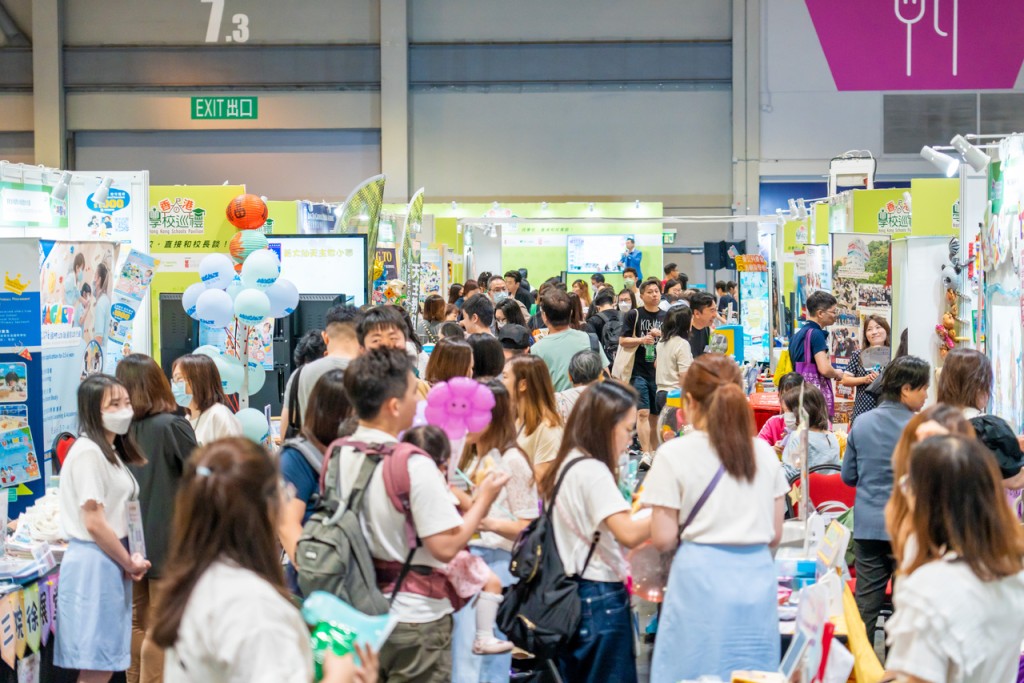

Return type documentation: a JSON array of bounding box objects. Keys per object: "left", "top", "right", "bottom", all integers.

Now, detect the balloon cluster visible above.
[
  {"left": 424, "top": 377, "right": 495, "bottom": 441},
  {"left": 181, "top": 194, "right": 300, "bottom": 406}
]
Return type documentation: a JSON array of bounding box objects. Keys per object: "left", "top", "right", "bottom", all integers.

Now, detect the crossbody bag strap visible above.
[
  {"left": 388, "top": 547, "right": 418, "bottom": 606},
  {"left": 679, "top": 464, "right": 726, "bottom": 537},
  {"left": 803, "top": 325, "right": 814, "bottom": 364},
  {"left": 548, "top": 457, "right": 603, "bottom": 578},
  {"left": 578, "top": 531, "right": 601, "bottom": 576}
]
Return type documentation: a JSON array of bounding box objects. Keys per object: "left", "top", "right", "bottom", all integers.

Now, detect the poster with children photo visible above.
[{"left": 0, "top": 364, "right": 27, "bottom": 403}]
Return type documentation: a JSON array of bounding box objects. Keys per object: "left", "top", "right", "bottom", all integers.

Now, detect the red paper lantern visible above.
[{"left": 225, "top": 194, "right": 268, "bottom": 230}]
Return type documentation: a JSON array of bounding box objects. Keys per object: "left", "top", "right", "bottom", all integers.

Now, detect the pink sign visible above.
[{"left": 806, "top": 0, "right": 1024, "bottom": 91}]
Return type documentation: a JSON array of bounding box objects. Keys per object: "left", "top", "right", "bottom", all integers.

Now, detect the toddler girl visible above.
[{"left": 401, "top": 426, "right": 513, "bottom": 655}]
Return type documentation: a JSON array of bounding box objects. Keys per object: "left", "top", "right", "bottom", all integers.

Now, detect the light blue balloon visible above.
[
  {"left": 247, "top": 361, "right": 266, "bottom": 395},
  {"left": 241, "top": 249, "right": 280, "bottom": 290},
  {"left": 213, "top": 355, "right": 244, "bottom": 395},
  {"left": 265, "top": 278, "right": 299, "bottom": 318},
  {"left": 199, "top": 253, "right": 235, "bottom": 290},
  {"left": 182, "top": 282, "right": 206, "bottom": 320},
  {"left": 234, "top": 288, "right": 270, "bottom": 327},
  {"left": 226, "top": 275, "right": 245, "bottom": 301},
  {"left": 236, "top": 407, "right": 269, "bottom": 443},
  {"left": 192, "top": 345, "right": 222, "bottom": 358},
  {"left": 195, "top": 289, "right": 234, "bottom": 328}
]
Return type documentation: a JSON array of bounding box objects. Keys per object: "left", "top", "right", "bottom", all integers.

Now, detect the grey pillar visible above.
[
  {"left": 380, "top": 0, "right": 409, "bottom": 202},
  {"left": 32, "top": 0, "right": 65, "bottom": 168}
]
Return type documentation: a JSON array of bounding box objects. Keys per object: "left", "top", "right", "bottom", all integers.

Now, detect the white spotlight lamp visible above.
[
  {"left": 50, "top": 171, "right": 72, "bottom": 201},
  {"left": 93, "top": 177, "right": 114, "bottom": 205},
  {"left": 920, "top": 146, "right": 960, "bottom": 177},
  {"left": 950, "top": 134, "right": 991, "bottom": 173}
]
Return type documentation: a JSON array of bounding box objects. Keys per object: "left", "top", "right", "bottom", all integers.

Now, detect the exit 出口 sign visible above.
[{"left": 191, "top": 97, "right": 258, "bottom": 120}]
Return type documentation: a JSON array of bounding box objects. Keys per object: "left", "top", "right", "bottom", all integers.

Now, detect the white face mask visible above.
[
  {"left": 783, "top": 412, "right": 797, "bottom": 431},
  {"left": 618, "top": 302, "right": 631, "bottom": 313},
  {"left": 102, "top": 407, "right": 134, "bottom": 436}
]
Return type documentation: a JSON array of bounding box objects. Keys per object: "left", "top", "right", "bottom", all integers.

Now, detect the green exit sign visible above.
[{"left": 191, "top": 96, "right": 258, "bottom": 120}]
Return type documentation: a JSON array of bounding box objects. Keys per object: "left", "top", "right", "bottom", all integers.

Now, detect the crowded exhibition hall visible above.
[{"left": 2, "top": 1, "right": 1024, "bottom": 682}]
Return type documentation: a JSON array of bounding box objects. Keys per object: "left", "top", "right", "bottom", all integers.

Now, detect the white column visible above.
[
  {"left": 32, "top": 0, "right": 66, "bottom": 168},
  {"left": 380, "top": 0, "right": 409, "bottom": 202},
  {"left": 732, "top": 0, "right": 761, "bottom": 247}
]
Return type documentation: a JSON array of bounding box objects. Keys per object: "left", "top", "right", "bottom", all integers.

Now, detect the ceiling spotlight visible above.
[
  {"left": 588, "top": 203, "right": 595, "bottom": 213},
  {"left": 795, "top": 198, "right": 808, "bottom": 220},
  {"left": 775, "top": 208, "right": 785, "bottom": 229},
  {"left": 950, "top": 134, "right": 991, "bottom": 173},
  {"left": 634, "top": 199, "right": 641, "bottom": 209},
  {"left": 902, "top": 191, "right": 912, "bottom": 211},
  {"left": 787, "top": 198, "right": 799, "bottom": 218},
  {"left": 541, "top": 201, "right": 549, "bottom": 211},
  {"left": 921, "top": 146, "right": 960, "bottom": 177},
  {"left": 451, "top": 201, "right": 458, "bottom": 210},
  {"left": 492, "top": 201, "right": 499, "bottom": 210},
  {"left": 93, "top": 177, "right": 114, "bottom": 205},
  {"left": 50, "top": 171, "right": 72, "bottom": 201}
]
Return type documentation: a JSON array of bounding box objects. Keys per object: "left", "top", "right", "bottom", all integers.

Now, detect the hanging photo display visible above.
[
  {"left": 830, "top": 234, "right": 891, "bottom": 369},
  {"left": 794, "top": 245, "right": 831, "bottom": 321}
]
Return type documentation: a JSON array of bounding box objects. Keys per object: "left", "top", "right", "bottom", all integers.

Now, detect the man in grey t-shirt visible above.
[{"left": 281, "top": 305, "right": 361, "bottom": 431}]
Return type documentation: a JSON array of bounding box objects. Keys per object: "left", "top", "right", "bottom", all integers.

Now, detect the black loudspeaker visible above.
[
  {"left": 724, "top": 241, "right": 746, "bottom": 269},
  {"left": 703, "top": 241, "right": 726, "bottom": 270}
]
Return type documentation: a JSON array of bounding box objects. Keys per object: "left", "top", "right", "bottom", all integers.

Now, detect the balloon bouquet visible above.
[{"left": 181, "top": 194, "right": 300, "bottom": 443}]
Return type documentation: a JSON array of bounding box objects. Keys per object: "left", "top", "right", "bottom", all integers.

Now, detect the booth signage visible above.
[
  {"left": 190, "top": 96, "right": 258, "bottom": 120},
  {"left": 0, "top": 183, "right": 67, "bottom": 229}
]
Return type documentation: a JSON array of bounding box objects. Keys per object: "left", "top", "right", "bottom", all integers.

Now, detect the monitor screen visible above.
[
  {"left": 269, "top": 234, "right": 368, "bottom": 306},
  {"left": 567, "top": 235, "right": 630, "bottom": 274}
]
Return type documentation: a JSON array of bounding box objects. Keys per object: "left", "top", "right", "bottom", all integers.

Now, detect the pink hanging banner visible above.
[{"left": 805, "top": 0, "right": 1024, "bottom": 91}]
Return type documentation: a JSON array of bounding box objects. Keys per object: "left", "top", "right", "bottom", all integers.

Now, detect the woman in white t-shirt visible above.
[
  {"left": 503, "top": 355, "right": 563, "bottom": 482},
  {"left": 538, "top": 382, "right": 651, "bottom": 683},
  {"left": 641, "top": 354, "right": 788, "bottom": 682},
  {"left": 55, "top": 374, "right": 151, "bottom": 681},
  {"left": 654, "top": 305, "right": 693, "bottom": 413},
  {"left": 171, "top": 354, "right": 243, "bottom": 445},
  {"left": 884, "top": 435, "right": 1024, "bottom": 683},
  {"left": 152, "top": 437, "right": 375, "bottom": 683},
  {"left": 451, "top": 380, "right": 540, "bottom": 683}
]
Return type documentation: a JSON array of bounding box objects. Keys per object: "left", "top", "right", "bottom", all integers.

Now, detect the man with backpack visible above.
[
  {"left": 327, "top": 349, "right": 508, "bottom": 681},
  {"left": 586, "top": 290, "right": 624, "bottom": 364}
]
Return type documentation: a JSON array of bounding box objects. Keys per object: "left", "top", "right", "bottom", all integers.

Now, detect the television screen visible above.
[
  {"left": 567, "top": 235, "right": 629, "bottom": 274},
  {"left": 269, "top": 234, "right": 368, "bottom": 305}
]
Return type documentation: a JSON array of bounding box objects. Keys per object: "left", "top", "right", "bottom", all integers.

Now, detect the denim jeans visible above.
[
  {"left": 556, "top": 580, "right": 636, "bottom": 683},
  {"left": 451, "top": 546, "right": 514, "bottom": 683}
]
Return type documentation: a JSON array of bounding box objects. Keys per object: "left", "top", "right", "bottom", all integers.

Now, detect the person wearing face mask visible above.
[
  {"left": 494, "top": 297, "right": 527, "bottom": 331},
  {"left": 617, "top": 288, "right": 637, "bottom": 314},
  {"left": 487, "top": 276, "right": 529, "bottom": 322},
  {"left": 171, "top": 355, "right": 243, "bottom": 446},
  {"left": 779, "top": 385, "right": 839, "bottom": 480},
  {"left": 757, "top": 372, "right": 806, "bottom": 453},
  {"left": 115, "top": 354, "right": 198, "bottom": 683},
  {"left": 621, "top": 267, "right": 639, "bottom": 294},
  {"left": 56, "top": 374, "right": 152, "bottom": 681},
  {"left": 841, "top": 355, "right": 930, "bottom": 646},
  {"left": 617, "top": 238, "right": 643, "bottom": 281}
]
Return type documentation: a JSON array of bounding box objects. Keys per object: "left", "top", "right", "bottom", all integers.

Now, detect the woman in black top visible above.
[
  {"left": 936, "top": 348, "right": 1024, "bottom": 488},
  {"left": 115, "top": 353, "right": 198, "bottom": 682}
]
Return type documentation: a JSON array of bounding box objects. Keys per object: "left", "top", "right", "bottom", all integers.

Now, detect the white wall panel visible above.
[
  {"left": 63, "top": 0, "right": 379, "bottom": 45},
  {"left": 410, "top": 0, "right": 731, "bottom": 41},
  {"left": 73, "top": 129, "right": 381, "bottom": 201},
  {"left": 410, "top": 90, "right": 733, "bottom": 205}
]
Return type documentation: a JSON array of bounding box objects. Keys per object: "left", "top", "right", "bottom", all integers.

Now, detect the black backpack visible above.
[
  {"left": 597, "top": 310, "right": 624, "bottom": 362},
  {"left": 496, "top": 458, "right": 599, "bottom": 663}
]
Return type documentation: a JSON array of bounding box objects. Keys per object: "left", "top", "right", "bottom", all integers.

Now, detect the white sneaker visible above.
[{"left": 473, "top": 636, "right": 514, "bottom": 655}]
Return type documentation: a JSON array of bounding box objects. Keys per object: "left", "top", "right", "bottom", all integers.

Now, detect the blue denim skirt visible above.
[
  {"left": 55, "top": 539, "right": 132, "bottom": 672},
  {"left": 651, "top": 542, "right": 779, "bottom": 683}
]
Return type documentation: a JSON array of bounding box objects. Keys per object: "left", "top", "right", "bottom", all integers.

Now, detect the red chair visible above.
[{"left": 787, "top": 464, "right": 856, "bottom": 518}]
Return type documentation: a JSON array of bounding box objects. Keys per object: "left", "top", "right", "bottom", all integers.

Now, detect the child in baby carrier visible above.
[{"left": 400, "top": 426, "right": 513, "bottom": 656}]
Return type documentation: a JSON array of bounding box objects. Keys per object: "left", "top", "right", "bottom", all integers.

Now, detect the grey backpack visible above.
[{"left": 294, "top": 439, "right": 416, "bottom": 614}]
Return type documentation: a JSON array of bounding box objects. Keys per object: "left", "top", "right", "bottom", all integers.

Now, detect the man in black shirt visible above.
[
  {"left": 716, "top": 280, "right": 737, "bottom": 322},
  {"left": 504, "top": 269, "right": 533, "bottom": 310},
  {"left": 688, "top": 291, "right": 718, "bottom": 358},
  {"left": 617, "top": 279, "right": 666, "bottom": 456}
]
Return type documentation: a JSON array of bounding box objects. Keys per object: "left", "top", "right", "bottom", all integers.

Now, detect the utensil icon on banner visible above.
[{"left": 894, "top": 0, "right": 959, "bottom": 77}]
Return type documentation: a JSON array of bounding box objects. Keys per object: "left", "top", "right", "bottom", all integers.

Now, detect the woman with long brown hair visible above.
[
  {"left": 55, "top": 375, "right": 150, "bottom": 683},
  {"left": 641, "top": 354, "right": 788, "bottom": 682},
  {"left": 884, "top": 435, "right": 1024, "bottom": 683},
  {"left": 451, "top": 380, "right": 539, "bottom": 682},
  {"left": 840, "top": 314, "right": 890, "bottom": 424},
  {"left": 502, "top": 354, "right": 563, "bottom": 481},
  {"left": 171, "top": 354, "right": 242, "bottom": 445},
  {"left": 537, "top": 381, "right": 650, "bottom": 683},
  {"left": 417, "top": 294, "right": 447, "bottom": 344},
  {"left": 154, "top": 438, "right": 374, "bottom": 682},
  {"left": 571, "top": 279, "right": 592, "bottom": 311},
  {"left": 116, "top": 354, "right": 198, "bottom": 683},
  {"left": 936, "top": 347, "right": 1024, "bottom": 488},
  {"left": 276, "top": 369, "right": 352, "bottom": 593},
  {"left": 885, "top": 403, "right": 974, "bottom": 566}
]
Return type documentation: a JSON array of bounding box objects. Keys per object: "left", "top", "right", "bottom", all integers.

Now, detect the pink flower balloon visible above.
[{"left": 424, "top": 377, "right": 495, "bottom": 440}]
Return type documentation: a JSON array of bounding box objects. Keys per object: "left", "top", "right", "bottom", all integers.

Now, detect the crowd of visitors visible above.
[{"left": 51, "top": 268, "right": 1024, "bottom": 683}]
